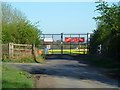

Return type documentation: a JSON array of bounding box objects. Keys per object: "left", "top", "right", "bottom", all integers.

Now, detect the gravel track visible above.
[{"left": 4, "top": 55, "right": 119, "bottom": 88}]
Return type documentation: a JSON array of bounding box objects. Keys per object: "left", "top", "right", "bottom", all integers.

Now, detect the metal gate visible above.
[{"left": 38, "top": 33, "right": 92, "bottom": 55}]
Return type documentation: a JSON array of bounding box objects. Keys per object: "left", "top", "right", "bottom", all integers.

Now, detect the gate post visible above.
[
  {"left": 87, "top": 33, "right": 90, "bottom": 55},
  {"left": 61, "top": 33, "right": 63, "bottom": 55},
  {"left": 8, "top": 43, "right": 14, "bottom": 58},
  {"left": 32, "top": 44, "right": 37, "bottom": 62}
]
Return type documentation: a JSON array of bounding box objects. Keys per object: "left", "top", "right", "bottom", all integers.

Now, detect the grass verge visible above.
[
  {"left": 2, "top": 64, "right": 34, "bottom": 88},
  {"left": 78, "top": 55, "right": 120, "bottom": 80},
  {"left": 2, "top": 55, "right": 45, "bottom": 63},
  {"left": 79, "top": 55, "right": 120, "bottom": 68}
]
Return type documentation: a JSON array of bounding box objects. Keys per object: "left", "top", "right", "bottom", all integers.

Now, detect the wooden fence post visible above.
[
  {"left": 8, "top": 43, "right": 13, "bottom": 58},
  {"left": 32, "top": 44, "right": 35, "bottom": 55},
  {"left": 32, "top": 44, "right": 38, "bottom": 62}
]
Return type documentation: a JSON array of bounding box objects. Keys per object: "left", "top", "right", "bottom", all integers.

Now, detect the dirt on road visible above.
[{"left": 4, "top": 55, "right": 120, "bottom": 88}]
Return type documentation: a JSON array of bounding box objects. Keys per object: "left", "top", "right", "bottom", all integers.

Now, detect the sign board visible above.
[
  {"left": 65, "top": 37, "right": 84, "bottom": 43},
  {"left": 44, "top": 38, "right": 53, "bottom": 42},
  {"left": 46, "top": 45, "right": 51, "bottom": 49}
]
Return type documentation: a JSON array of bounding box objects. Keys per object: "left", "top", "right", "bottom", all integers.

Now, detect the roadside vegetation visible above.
[
  {"left": 2, "top": 2, "right": 42, "bottom": 45},
  {"left": 80, "top": 1, "right": 120, "bottom": 78},
  {"left": 90, "top": 1, "right": 120, "bottom": 61},
  {"left": 2, "top": 55, "right": 45, "bottom": 63},
  {"left": 2, "top": 64, "right": 34, "bottom": 88},
  {"left": 80, "top": 1, "right": 120, "bottom": 73},
  {"left": 2, "top": 2, "right": 44, "bottom": 63},
  {"left": 79, "top": 55, "right": 120, "bottom": 68}
]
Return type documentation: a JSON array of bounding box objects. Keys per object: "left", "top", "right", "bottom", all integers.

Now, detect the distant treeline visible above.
[
  {"left": 90, "top": 1, "right": 120, "bottom": 60},
  {"left": 2, "top": 3, "right": 42, "bottom": 45}
]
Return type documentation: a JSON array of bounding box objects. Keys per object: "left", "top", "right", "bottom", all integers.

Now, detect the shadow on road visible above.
[
  {"left": 7, "top": 54, "right": 119, "bottom": 87},
  {"left": 45, "top": 54, "right": 90, "bottom": 64},
  {"left": 32, "top": 55, "right": 119, "bottom": 87}
]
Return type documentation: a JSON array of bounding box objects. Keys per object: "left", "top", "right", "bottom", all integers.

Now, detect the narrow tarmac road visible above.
[{"left": 4, "top": 55, "right": 119, "bottom": 88}]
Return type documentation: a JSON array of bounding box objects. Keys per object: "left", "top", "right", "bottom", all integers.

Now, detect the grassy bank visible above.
[
  {"left": 2, "top": 55, "right": 45, "bottom": 63},
  {"left": 79, "top": 55, "right": 120, "bottom": 68},
  {"left": 2, "top": 64, "right": 34, "bottom": 88}
]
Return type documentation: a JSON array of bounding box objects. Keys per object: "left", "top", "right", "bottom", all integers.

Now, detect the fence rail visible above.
[
  {"left": 13, "top": 44, "right": 32, "bottom": 46},
  {"left": 2, "top": 43, "right": 37, "bottom": 59}
]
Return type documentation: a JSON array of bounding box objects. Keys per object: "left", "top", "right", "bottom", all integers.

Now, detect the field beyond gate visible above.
[{"left": 42, "top": 49, "right": 88, "bottom": 55}]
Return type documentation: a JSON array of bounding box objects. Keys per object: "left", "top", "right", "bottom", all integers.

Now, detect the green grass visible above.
[
  {"left": 79, "top": 55, "right": 120, "bottom": 68},
  {"left": 35, "top": 55, "right": 45, "bottom": 63},
  {"left": 2, "top": 64, "right": 34, "bottom": 88},
  {"left": 2, "top": 55, "right": 45, "bottom": 63},
  {"left": 2, "top": 58, "right": 36, "bottom": 63}
]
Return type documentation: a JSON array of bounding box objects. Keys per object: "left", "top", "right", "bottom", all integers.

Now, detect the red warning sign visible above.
[{"left": 65, "top": 37, "right": 84, "bottom": 43}]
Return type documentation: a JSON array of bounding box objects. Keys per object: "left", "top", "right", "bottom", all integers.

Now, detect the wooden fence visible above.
[{"left": 2, "top": 43, "right": 37, "bottom": 60}]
